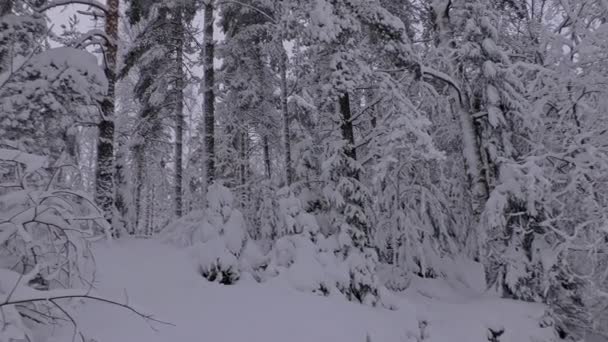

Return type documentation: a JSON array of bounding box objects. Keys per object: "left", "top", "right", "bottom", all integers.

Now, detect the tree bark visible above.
[
  {"left": 239, "top": 128, "right": 247, "bottom": 207},
  {"left": 339, "top": 92, "right": 358, "bottom": 180},
  {"left": 95, "top": 0, "right": 119, "bottom": 234},
  {"left": 280, "top": 52, "right": 293, "bottom": 186},
  {"left": 432, "top": 0, "right": 488, "bottom": 216},
  {"left": 133, "top": 143, "right": 144, "bottom": 234},
  {"left": 203, "top": 0, "right": 215, "bottom": 187},
  {"left": 174, "top": 5, "right": 185, "bottom": 217},
  {"left": 454, "top": 93, "right": 488, "bottom": 217},
  {"left": 263, "top": 135, "right": 271, "bottom": 179},
  {"left": 114, "top": 129, "right": 129, "bottom": 232}
]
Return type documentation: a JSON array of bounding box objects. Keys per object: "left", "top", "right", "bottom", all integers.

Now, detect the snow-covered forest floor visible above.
[{"left": 43, "top": 238, "right": 553, "bottom": 342}]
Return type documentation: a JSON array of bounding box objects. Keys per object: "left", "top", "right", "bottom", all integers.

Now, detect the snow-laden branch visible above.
[
  {"left": 76, "top": 9, "right": 105, "bottom": 18},
  {"left": 420, "top": 66, "right": 464, "bottom": 105},
  {"left": 75, "top": 29, "right": 115, "bottom": 48},
  {"left": 215, "top": 0, "right": 276, "bottom": 24},
  {"left": 34, "top": 0, "right": 108, "bottom": 14},
  {"left": 375, "top": 64, "right": 464, "bottom": 105}
]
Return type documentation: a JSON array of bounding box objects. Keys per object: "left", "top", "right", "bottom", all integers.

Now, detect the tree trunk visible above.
[
  {"left": 239, "top": 128, "right": 247, "bottom": 207},
  {"left": 95, "top": 0, "right": 119, "bottom": 234},
  {"left": 280, "top": 52, "right": 293, "bottom": 186},
  {"left": 263, "top": 135, "right": 271, "bottom": 179},
  {"left": 133, "top": 143, "right": 145, "bottom": 234},
  {"left": 174, "top": 5, "right": 185, "bottom": 217},
  {"left": 203, "top": 0, "right": 215, "bottom": 187},
  {"left": 454, "top": 93, "right": 488, "bottom": 217},
  {"left": 114, "top": 129, "right": 129, "bottom": 232},
  {"left": 339, "top": 92, "right": 358, "bottom": 180},
  {"left": 432, "top": 0, "right": 487, "bottom": 217}
]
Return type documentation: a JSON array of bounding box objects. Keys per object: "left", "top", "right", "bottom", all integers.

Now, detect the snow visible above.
[{"left": 43, "top": 238, "right": 556, "bottom": 342}]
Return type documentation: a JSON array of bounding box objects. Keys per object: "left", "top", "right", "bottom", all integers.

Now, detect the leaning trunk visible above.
[
  {"left": 454, "top": 93, "right": 488, "bottom": 217},
  {"left": 432, "top": 0, "right": 488, "bottom": 217}
]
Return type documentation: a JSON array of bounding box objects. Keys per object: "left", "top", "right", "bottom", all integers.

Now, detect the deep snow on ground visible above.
[{"left": 46, "top": 238, "right": 555, "bottom": 342}]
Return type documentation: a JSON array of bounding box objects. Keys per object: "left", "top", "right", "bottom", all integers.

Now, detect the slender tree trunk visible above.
[
  {"left": 339, "top": 92, "right": 358, "bottom": 180},
  {"left": 150, "top": 184, "right": 156, "bottom": 234},
  {"left": 203, "top": 0, "right": 215, "bottom": 186},
  {"left": 174, "top": 5, "right": 185, "bottom": 217},
  {"left": 263, "top": 135, "right": 271, "bottom": 179},
  {"left": 239, "top": 128, "right": 247, "bottom": 207},
  {"left": 95, "top": 0, "right": 119, "bottom": 234},
  {"left": 114, "top": 129, "right": 129, "bottom": 232},
  {"left": 280, "top": 52, "right": 293, "bottom": 186},
  {"left": 145, "top": 184, "right": 153, "bottom": 235},
  {"left": 133, "top": 144, "right": 145, "bottom": 233}
]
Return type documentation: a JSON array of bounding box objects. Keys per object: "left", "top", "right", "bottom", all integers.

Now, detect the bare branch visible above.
[{"left": 1, "top": 292, "right": 174, "bottom": 327}]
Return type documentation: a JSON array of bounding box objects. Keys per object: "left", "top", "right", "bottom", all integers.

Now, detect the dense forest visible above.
[{"left": 1, "top": 0, "right": 607, "bottom": 341}]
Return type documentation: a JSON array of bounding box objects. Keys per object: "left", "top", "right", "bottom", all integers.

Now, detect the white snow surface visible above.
[{"left": 45, "top": 238, "right": 555, "bottom": 342}]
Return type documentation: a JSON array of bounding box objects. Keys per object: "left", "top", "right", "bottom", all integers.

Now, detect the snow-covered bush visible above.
[
  {"left": 262, "top": 192, "right": 391, "bottom": 307},
  {"left": 163, "top": 183, "right": 265, "bottom": 285},
  {"left": 376, "top": 264, "right": 411, "bottom": 292},
  {"left": 253, "top": 183, "right": 280, "bottom": 253},
  {"left": 197, "top": 237, "right": 241, "bottom": 284}
]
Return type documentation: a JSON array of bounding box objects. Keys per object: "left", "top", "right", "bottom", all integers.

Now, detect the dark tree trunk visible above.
[
  {"left": 263, "top": 135, "right": 271, "bottom": 179},
  {"left": 280, "top": 53, "right": 293, "bottom": 185},
  {"left": 339, "top": 92, "right": 358, "bottom": 180},
  {"left": 133, "top": 144, "right": 145, "bottom": 234},
  {"left": 203, "top": 0, "right": 215, "bottom": 187},
  {"left": 239, "top": 128, "right": 247, "bottom": 207},
  {"left": 114, "top": 130, "right": 129, "bottom": 232},
  {"left": 95, "top": 0, "right": 119, "bottom": 235},
  {"left": 174, "top": 5, "right": 185, "bottom": 217}
]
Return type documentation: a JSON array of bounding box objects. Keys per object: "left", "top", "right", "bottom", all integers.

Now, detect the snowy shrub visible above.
[
  {"left": 376, "top": 264, "right": 411, "bottom": 292},
  {"left": 163, "top": 183, "right": 265, "bottom": 284},
  {"left": 263, "top": 193, "right": 389, "bottom": 307},
  {"left": 197, "top": 238, "right": 240, "bottom": 285},
  {"left": 253, "top": 184, "right": 280, "bottom": 253}
]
